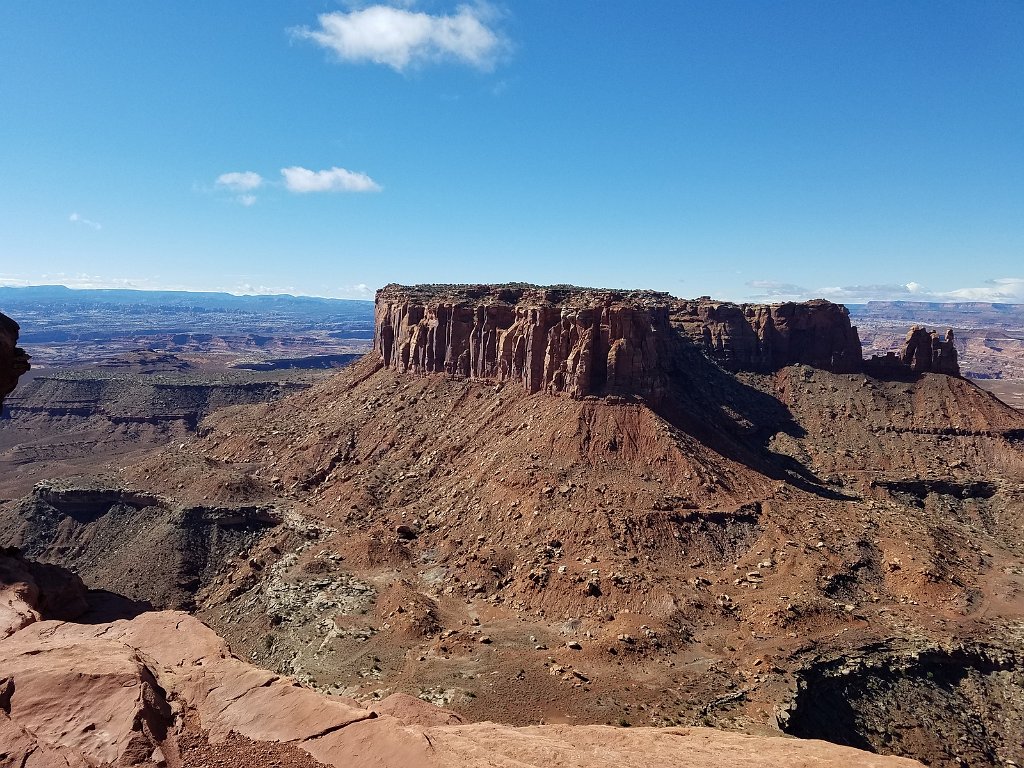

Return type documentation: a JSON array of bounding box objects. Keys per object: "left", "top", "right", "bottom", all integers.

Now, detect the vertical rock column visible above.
[
  {"left": 0, "top": 312, "right": 30, "bottom": 409},
  {"left": 900, "top": 326, "right": 960, "bottom": 376}
]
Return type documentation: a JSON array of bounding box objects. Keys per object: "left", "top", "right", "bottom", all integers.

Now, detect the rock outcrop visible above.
[
  {"left": 0, "top": 312, "right": 30, "bottom": 409},
  {"left": 900, "top": 326, "right": 960, "bottom": 375},
  {"left": 0, "top": 548, "right": 923, "bottom": 768},
  {"left": 864, "top": 326, "right": 961, "bottom": 377},
  {"left": 374, "top": 284, "right": 864, "bottom": 400}
]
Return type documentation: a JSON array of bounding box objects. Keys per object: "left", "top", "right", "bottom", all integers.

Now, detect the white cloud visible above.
[
  {"left": 340, "top": 282, "right": 373, "bottom": 297},
  {"left": 68, "top": 212, "right": 101, "bottom": 231},
  {"left": 292, "top": 3, "right": 505, "bottom": 72},
  {"left": 940, "top": 277, "right": 1024, "bottom": 302},
  {"left": 744, "top": 280, "right": 808, "bottom": 300},
  {"left": 281, "top": 166, "right": 382, "bottom": 193},
  {"left": 745, "top": 277, "right": 1024, "bottom": 304},
  {"left": 216, "top": 171, "right": 264, "bottom": 192},
  {"left": 215, "top": 172, "right": 265, "bottom": 205}
]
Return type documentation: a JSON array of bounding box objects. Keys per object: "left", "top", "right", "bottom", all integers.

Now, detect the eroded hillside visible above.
[{"left": 3, "top": 286, "right": 1023, "bottom": 768}]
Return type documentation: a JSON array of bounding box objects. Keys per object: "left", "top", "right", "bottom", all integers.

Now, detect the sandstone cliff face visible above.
[
  {"left": 901, "top": 326, "right": 960, "bottom": 375},
  {"left": 670, "top": 298, "right": 864, "bottom": 374},
  {"left": 374, "top": 284, "right": 864, "bottom": 400},
  {"left": 0, "top": 312, "right": 30, "bottom": 408},
  {"left": 864, "top": 326, "right": 962, "bottom": 378}
]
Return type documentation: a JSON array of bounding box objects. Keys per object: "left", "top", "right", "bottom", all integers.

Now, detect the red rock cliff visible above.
[
  {"left": 669, "top": 298, "right": 864, "bottom": 374},
  {"left": 0, "top": 312, "right": 30, "bottom": 409},
  {"left": 374, "top": 284, "right": 864, "bottom": 399},
  {"left": 901, "top": 325, "right": 960, "bottom": 376}
]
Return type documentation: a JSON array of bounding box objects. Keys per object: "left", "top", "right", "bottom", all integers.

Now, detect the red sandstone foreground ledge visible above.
[{"left": 0, "top": 550, "right": 921, "bottom": 768}]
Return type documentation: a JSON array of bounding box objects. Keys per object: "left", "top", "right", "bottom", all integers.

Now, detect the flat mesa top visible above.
[
  {"left": 377, "top": 282, "right": 677, "bottom": 307},
  {"left": 376, "top": 283, "right": 840, "bottom": 311}
]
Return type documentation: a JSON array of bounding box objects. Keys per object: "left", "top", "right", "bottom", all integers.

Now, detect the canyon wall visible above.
[
  {"left": 374, "top": 284, "right": 865, "bottom": 399},
  {"left": 0, "top": 312, "right": 30, "bottom": 409}
]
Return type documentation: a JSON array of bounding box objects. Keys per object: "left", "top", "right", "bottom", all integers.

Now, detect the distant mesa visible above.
[
  {"left": 229, "top": 352, "right": 362, "bottom": 371},
  {"left": 95, "top": 349, "right": 195, "bottom": 374},
  {"left": 374, "top": 283, "right": 958, "bottom": 400},
  {"left": 0, "top": 311, "right": 31, "bottom": 409}
]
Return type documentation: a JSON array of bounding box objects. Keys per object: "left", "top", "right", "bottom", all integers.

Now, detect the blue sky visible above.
[{"left": 1, "top": 1, "right": 1021, "bottom": 303}]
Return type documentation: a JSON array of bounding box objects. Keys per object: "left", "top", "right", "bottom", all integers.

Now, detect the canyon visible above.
[
  {"left": 0, "top": 354, "right": 332, "bottom": 501},
  {"left": 0, "top": 304, "right": 922, "bottom": 768},
  {"left": 2, "top": 286, "right": 1024, "bottom": 767}
]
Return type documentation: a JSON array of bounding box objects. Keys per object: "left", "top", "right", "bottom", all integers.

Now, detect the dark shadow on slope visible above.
[
  {"left": 783, "top": 644, "right": 1022, "bottom": 768},
  {"left": 647, "top": 331, "right": 857, "bottom": 501},
  {"left": 78, "top": 589, "right": 153, "bottom": 623},
  {"left": 0, "top": 488, "right": 288, "bottom": 613},
  {"left": 1, "top": 544, "right": 152, "bottom": 625}
]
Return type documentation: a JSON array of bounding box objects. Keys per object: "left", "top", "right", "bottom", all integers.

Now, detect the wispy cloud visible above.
[
  {"left": 745, "top": 278, "right": 1024, "bottom": 304},
  {"left": 281, "top": 166, "right": 382, "bottom": 193},
  {"left": 216, "top": 171, "right": 266, "bottom": 192},
  {"left": 0, "top": 272, "right": 377, "bottom": 301},
  {"left": 229, "top": 283, "right": 300, "bottom": 296},
  {"left": 210, "top": 166, "right": 381, "bottom": 202},
  {"left": 339, "top": 282, "right": 373, "bottom": 297},
  {"left": 68, "top": 212, "right": 102, "bottom": 231},
  {"left": 292, "top": 2, "right": 506, "bottom": 72},
  {"left": 215, "top": 171, "right": 265, "bottom": 205},
  {"left": 216, "top": 171, "right": 264, "bottom": 192},
  {"left": 744, "top": 280, "right": 809, "bottom": 300},
  {"left": 817, "top": 283, "right": 928, "bottom": 302},
  {"left": 0, "top": 273, "right": 182, "bottom": 291}
]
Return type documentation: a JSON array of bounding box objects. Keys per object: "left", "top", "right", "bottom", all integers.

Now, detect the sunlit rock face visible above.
[{"left": 374, "top": 283, "right": 865, "bottom": 401}]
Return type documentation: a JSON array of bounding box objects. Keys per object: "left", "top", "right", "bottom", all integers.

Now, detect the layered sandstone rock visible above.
[
  {"left": 0, "top": 312, "right": 30, "bottom": 408},
  {"left": 901, "top": 326, "right": 960, "bottom": 375},
  {"left": 670, "top": 298, "right": 864, "bottom": 374},
  {"left": 374, "top": 284, "right": 864, "bottom": 400}
]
